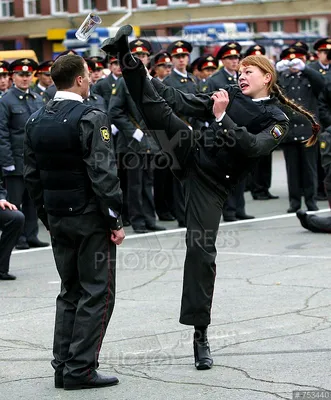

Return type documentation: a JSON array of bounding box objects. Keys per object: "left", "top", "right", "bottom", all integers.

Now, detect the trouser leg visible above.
[
  {"left": 0, "top": 209, "right": 24, "bottom": 273},
  {"left": 301, "top": 144, "right": 318, "bottom": 209},
  {"left": 282, "top": 144, "right": 302, "bottom": 209},
  {"left": 180, "top": 172, "right": 226, "bottom": 326}
]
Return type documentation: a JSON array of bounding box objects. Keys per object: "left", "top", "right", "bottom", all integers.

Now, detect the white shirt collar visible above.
[
  {"left": 112, "top": 73, "right": 119, "bottom": 80},
  {"left": 224, "top": 67, "right": 237, "bottom": 78},
  {"left": 53, "top": 91, "right": 83, "bottom": 102},
  {"left": 37, "top": 83, "right": 46, "bottom": 91},
  {"left": 252, "top": 96, "right": 271, "bottom": 102},
  {"left": 173, "top": 68, "right": 187, "bottom": 78},
  {"left": 318, "top": 61, "right": 329, "bottom": 70}
]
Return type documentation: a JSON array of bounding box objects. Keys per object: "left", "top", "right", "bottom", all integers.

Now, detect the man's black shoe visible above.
[
  {"left": 0, "top": 272, "right": 16, "bottom": 280},
  {"left": 307, "top": 205, "right": 319, "bottom": 211},
  {"left": 15, "top": 241, "right": 30, "bottom": 250},
  {"left": 158, "top": 213, "right": 176, "bottom": 221},
  {"left": 63, "top": 372, "right": 119, "bottom": 390},
  {"left": 223, "top": 216, "right": 237, "bottom": 222},
  {"left": 236, "top": 213, "right": 255, "bottom": 220},
  {"left": 296, "top": 210, "right": 309, "bottom": 230},
  {"left": 133, "top": 227, "right": 149, "bottom": 234},
  {"left": 267, "top": 191, "right": 279, "bottom": 199},
  {"left": 101, "top": 25, "right": 133, "bottom": 57},
  {"left": 252, "top": 193, "right": 269, "bottom": 200},
  {"left": 146, "top": 224, "right": 166, "bottom": 231},
  {"left": 287, "top": 207, "right": 300, "bottom": 213},
  {"left": 27, "top": 238, "right": 50, "bottom": 248}
]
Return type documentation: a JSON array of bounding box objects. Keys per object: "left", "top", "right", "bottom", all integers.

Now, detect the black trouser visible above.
[
  {"left": 282, "top": 142, "right": 318, "bottom": 210},
  {"left": 153, "top": 157, "right": 174, "bottom": 218},
  {"left": 304, "top": 214, "right": 331, "bottom": 233},
  {"left": 4, "top": 175, "right": 39, "bottom": 243},
  {"left": 126, "top": 153, "right": 156, "bottom": 229},
  {"left": 223, "top": 179, "right": 246, "bottom": 218},
  {"left": 250, "top": 154, "right": 272, "bottom": 195},
  {"left": 0, "top": 208, "right": 24, "bottom": 274},
  {"left": 117, "top": 153, "right": 129, "bottom": 222},
  {"left": 49, "top": 211, "right": 116, "bottom": 381},
  {"left": 122, "top": 63, "right": 228, "bottom": 325}
]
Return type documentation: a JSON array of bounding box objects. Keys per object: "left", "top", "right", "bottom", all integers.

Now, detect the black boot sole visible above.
[{"left": 101, "top": 25, "right": 133, "bottom": 55}]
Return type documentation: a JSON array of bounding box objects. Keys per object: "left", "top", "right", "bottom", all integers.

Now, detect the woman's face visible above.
[{"left": 238, "top": 64, "right": 271, "bottom": 99}]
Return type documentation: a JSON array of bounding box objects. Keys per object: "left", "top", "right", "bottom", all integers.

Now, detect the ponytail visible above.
[{"left": 272, "top": 83, "right": 320, "bottom": 147}]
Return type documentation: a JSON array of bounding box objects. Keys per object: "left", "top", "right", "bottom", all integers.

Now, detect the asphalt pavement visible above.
[{"left": 1, "top": 150, "right": 331, "bottom": 400}]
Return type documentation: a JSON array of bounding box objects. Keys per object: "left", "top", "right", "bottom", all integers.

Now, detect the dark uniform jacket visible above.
[
  {"left": 108, "top": 77, "right": 160, "bottom": 155},
  {"left": 33, "top": 84, "right": 47, "bottom": 97},
  {"left": 0, "top": 178, "right": 6, "bottom": 200},
  {"left": 206, "top": 68, "right": 238, "bottom": 92},
  {"left": 24, "top": 99, "right": 122, "bottom": 231},
  {"left": 277, "top": 66, "right": 324, "bottom": 142},
  {"left": 150, "top": 78, "right": 289, "bottom": 186},
  {"left": 308, "top": 61, "right": 331, "bottom": 78},
  {"left": 163, "top": 69, "right": 203, "bottom": 129},
  {"left": 319, "top": 79, "right": 331, "bottom": 129},
  {"left": 84, "top": 92, "right": 106, "bottom": 112},
  {"left": 43, "top": 84, "right": 57, "bottom": 102},
  {"left": 0, "top": 87, "right": 43, "bottom": 176},
  {"left": 92, "top": 74, "right": 119, "bottom": 110}
]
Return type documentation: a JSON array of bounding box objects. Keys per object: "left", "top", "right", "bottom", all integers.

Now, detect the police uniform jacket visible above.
[
  {"left": 277, "top": 66, "right": 324, "bottom": 142},
  {"left": 206, "top": 68, "right": 238, "bottom": 92},
  {"left": 150, "top": 78, "right": 289, "bottom": 186},
  {"left": 163, "top": 70, "right": 204, "bottom": 129},
  {"left": 308, "top": 61, "right": 331, "bottom": 78},
  {"left": 43, "top": 84, "right": 57, "bottom": 102},
  {"left": 24, "top": 99, "right": 122, "bottom": 231},
  {"left": 0, "top": 87, "right": 43, "bottom": 176},
  {"left": 108, "top": 77, "right": 160, "bottom": 155},
  {"left": 33, "top": 84, "right": 46, "bottom": 97},
  {"left": 319, "top": 79, "right": 331, "bottom": 129},
  {"left": 92, "top": 74, "right": 118, "bottom": 110},
  {"left": 84, "top": 92, "right": 106, "bottom": 112},
  {"left": 0, "top": 178, "right": 6, "bottom": 199}
]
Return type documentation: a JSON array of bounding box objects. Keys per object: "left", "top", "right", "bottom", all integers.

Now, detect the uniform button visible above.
[
  {"left": 292, "top": 112, "right": 296, "bottom": 115},
  {"left": 297, "top": 86, "right": 300, "bottom": 89},
  {"left": 218, "top": 122, "right": 222, "bottom": 126},
  {"left": 19, "top": 95, "right": 23, "bottom": 99},
  {"left": 291, "top": 76, "right": 294, "bottom": 79},
  {"left": 31, "top": 118, "right": 34, "bottom": 122},
  {"left": 301, "top": 136, "right": 304, "bottom": 140},
  {"left": 301, "top": 124, "right": 304, "bottom": 127},
  {"left": 69, "top": 207, "right": 73, "bottom": 211},
  {"left": 224, "top": 129, "right": 227, "bottom": 133},
  {"left": 225, "top": 175, "right": 230, "bottom": 179},
  {"left": 294, "top": 137, "right": 298, "bottom": 141},
  {"left": 294, "top": 124, "right": 297, "bottom": 127},
  {"left": 63, "top": 119, "right": 67, "bottom": 122},
  {"left": 298, "top": 98, "right": 301, "bottom": 101},
  {"left": 292, "top": 87, "right": 295, "bottom": 89},
  {"left": 147, "top": 149, "right": 150, "bottom": 153}
]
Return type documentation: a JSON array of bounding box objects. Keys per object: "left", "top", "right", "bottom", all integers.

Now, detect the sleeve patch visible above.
[
  {"left": 320, "top": 141, "right": 326, "bottom": 149},
  {"left": 100, "top": 126, "right": 110, "bottom": 142},
  {"left": 271, "top": 125, "right": 284, "bottom": 140}
]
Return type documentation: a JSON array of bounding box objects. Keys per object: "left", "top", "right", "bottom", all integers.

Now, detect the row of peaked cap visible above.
[{"left": 0, "top": 58, "right": 53, "bottom": 74}]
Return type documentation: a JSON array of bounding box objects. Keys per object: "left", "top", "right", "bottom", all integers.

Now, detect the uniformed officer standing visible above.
[
  {"left": 196, "top": 55, "right": 218, "bottom": 93},
  {"left": 207, "top": 42, "right": 254, "bottom": 221},
  {"left": 33, "top": 60, "right": 54, "bottom": 98},
  {"left": 24, "top": 54, "right": 124, "bottom": 390},
  {"left": 84, "top": 58, "right": 106, "bottom": 112},
  {"left": 277, "top": 46, "right": 325, "bottom": 212},
  {"left": 309, "top": 37, "right": 331, "bottom": 77},
  {"left": 153, "top": 51, "right": 173, "bottom": 82},
  {"left": 109, "top": 39, "right": 165, "bottom": 233},
  {"left": 243, "top": 45, "right": 279, "bottom": 200},
  {"left": 0, "top": 58, "right": 49, "bottom": 250},
  {"left": 0, "top": 176, "right": 24, "bottom": 280},
  {"left": 163, "top": 40, "right": 200, "bottom": 227},
  {"left": 0, "top": 61, "right": 11, "bottom": 97},
  {"left": 88, "top": 56, "right": 106, "bottom": 84}
]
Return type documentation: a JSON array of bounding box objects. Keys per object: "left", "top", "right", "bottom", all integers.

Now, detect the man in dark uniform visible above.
[
  {"left": 0, "top": 176, "right": 24, "bottom": 280},
  {"left": 0, "top": 61, "right": 11, "bottom": 97},
  {"left": 33, "top": 60, "right": 54, "bottom": 98},
  {"left": 109, "top": 39, "right": 165, "bottom": 233},
  {"left": 196, "top": 55, "right": 218, "bottom": 93},
  {"left": 207, "top": 42, "right": 254, "bottom": 221},
  {"left": 243, "top": 45, "right": 279, "bottom": 200},
  {"left": 309, "top": 37, "right": 331, "bottom": 77},
  {"left": 88, "top": 56, "right": 106, "bottom": 84},
  {"left": 163, "top": 40, "right": 200, "bottom": 227},
  {"left": 0, "top": 58, "right": 49, "bottom": 250},
  {"left": 93, "top": 56, "right": 121, "bottom": 110},
  {"left": 153, "top": 51, "right": 173, "bottom": 82},
  {"left": 24, "top": 54, "right": 124, "bottom": 390},
  {"left": 277, "top": 46, "right": 324, "bottom": 212},
  {"left": 84, "top": 58, "right": 106, "bottom": 112}
]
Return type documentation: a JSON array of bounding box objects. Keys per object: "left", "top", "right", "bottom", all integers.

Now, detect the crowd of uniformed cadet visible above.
[{"left": 0, "top": 34, "right": 331, "bottom": 264}]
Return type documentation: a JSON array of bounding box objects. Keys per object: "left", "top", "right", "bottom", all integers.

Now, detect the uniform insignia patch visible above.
[
  {"left": 100, "top": 126, "right": 110, "bottom": 142},
  {"left": 111, "top": 88, "right": 116, "bottom": 95},
  {"left": 271, "top": 125, "right": 283, "bottom": 140},
  {"left": 320, "top": 141, "right": 326, "bottom": 149}
]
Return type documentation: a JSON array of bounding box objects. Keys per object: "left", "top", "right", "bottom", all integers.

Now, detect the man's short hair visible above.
[{"left": 51, "top": 54, "right": 86, "bottom": 90}]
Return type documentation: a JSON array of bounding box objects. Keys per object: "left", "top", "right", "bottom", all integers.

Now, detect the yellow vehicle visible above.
[{"left": 0, "top": 49, "right": 38, "bottom": 63}]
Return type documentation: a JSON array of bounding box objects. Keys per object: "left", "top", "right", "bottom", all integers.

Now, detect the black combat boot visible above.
[{"left": 193, "top": 326, "right": 213, "bottom": 370}]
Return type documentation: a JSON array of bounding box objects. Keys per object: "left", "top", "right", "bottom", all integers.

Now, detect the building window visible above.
[
  {"left": 108, "top": 0, "right": 121, "bottom": 8},
  {"left": 270, "top": 20, "right": 284, "bottom": 32},
  {"left": 0, "top": 0, "right": 14, "bottom": 17},
  {"left": 24, "top": 0, "right": 41, "bottom": 16},
  {"left": 51, "top": 0, "right": 68, "bottom": 13},
  {"left": 79, "top": 0, "right": 96, "bottom": 11},
  {"left": 298, "top": 19, "right": 319, "bottom": 33},
  {"left": 169, "top": 0, "right": 187, "bottom": 5},
  {"left": 138, "top": 0, "right": 156, "bottom": 7}
]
